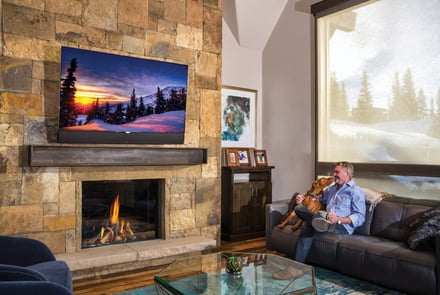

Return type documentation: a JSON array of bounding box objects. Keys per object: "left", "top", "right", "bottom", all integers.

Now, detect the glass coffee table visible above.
[{"left": 154, "top": 252, "right": 317, "bottom": 294}]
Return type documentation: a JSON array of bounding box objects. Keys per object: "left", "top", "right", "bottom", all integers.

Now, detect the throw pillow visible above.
[
  {"left": 362, "top": 188, "right": 392, "bottom": 210},
  {"left": 362, "top": 187, "right": 383, "bottom": 203},
  {"left": 407, "top": 207, "right": 440, "bottom": 250}
]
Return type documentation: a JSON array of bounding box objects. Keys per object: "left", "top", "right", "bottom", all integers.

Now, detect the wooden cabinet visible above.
[{"left": 221, "top": 166, "right": 274, "bottom": 241}]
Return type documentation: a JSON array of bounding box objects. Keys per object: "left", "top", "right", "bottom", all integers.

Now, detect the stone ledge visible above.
[{"left": 56, "top": 236, "right": 217, "bottom": 280}]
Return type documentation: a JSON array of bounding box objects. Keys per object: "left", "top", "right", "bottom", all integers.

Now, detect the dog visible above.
[{"left": 278, "top": 176, "right": 335, "bottom": 230}]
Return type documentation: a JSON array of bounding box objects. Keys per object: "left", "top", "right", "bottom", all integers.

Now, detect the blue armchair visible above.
[{"left": 0, "top": 235, "right": 73, "bottom": 295}]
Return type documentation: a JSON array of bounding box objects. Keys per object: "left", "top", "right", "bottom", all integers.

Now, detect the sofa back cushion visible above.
[
  {"left": 353, "top": 188, "right": 387, "bottom": 236},
  {"left": 370, "top": 196, "right": 440, "bottom": 242},
  {"left": 353, "top": 201, "right": 374, "bottom": 235}
]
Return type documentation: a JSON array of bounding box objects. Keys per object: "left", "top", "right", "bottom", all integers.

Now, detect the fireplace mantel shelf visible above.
[{"left": 29, "top": 145, "right": 207, "bottom": 167}]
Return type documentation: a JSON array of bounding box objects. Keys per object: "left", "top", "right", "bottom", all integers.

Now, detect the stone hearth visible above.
[{"left": 57, "top": 236, "right": 216, "bottom": 280}]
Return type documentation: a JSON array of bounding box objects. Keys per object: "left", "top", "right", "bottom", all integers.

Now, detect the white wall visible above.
[
  {"left": 222, "top": 0, "right": 316, "bottom": 201},
  {"left": 222, "top": 20, "right": 263, "bottom": 147},
  {"left": 262, "top": 1, "right": 316, "bottom": 200}
]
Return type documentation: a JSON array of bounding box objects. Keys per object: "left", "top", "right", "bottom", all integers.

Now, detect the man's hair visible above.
[{"left": 335, "top": 161, "right": 354, "bottom": 178}]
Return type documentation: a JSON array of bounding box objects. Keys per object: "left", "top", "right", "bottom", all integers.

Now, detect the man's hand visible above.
[
  {"left": 296, "top": 194, "right": 305, "bottom": 205},
  {"left": 326, "top": 212, "right": 338, "bottom": 223}
]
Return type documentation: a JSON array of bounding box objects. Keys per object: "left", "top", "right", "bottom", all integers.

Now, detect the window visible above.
[{"left": 313, "top": 0, "right": 440, "bottom": 199}]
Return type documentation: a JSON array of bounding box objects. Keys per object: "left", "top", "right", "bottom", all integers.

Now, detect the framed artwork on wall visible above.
[
  {"left": 237, "top": 148, "right": 251, "bottom": 166},
  {"left": 225, "top": 148, "right": 239, "bottom": 166},
  {"left": 221, "top": 86, "right": 257, "bottom": 148},
  {"left": 254, "top": 149, "right": 268, "bottom": 166}
]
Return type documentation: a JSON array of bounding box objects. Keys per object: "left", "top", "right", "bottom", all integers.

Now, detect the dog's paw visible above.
[{"left": 290, "top": 225, "right": 300, "bottom": 231}]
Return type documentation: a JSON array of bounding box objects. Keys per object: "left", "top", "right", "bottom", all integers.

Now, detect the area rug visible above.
[
  {"left": 313, "top": 267, "right": 404, "bottom": 295},
  {"left": 116, "top": 266, "right": 405, "bottom": 294}
]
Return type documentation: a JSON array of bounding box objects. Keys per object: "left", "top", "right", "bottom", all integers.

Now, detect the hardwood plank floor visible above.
[{"left": 73, "top": 237, "right": 273, "bottom": 295}]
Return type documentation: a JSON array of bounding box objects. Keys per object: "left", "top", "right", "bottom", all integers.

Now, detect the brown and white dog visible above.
[{"left": 278, "top": 176, "right": 334, "bottom": 230}]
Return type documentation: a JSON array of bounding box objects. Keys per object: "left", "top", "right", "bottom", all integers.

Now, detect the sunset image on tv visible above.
[{"left": 59, "top": 47, "right": 188, "bottom": 135}]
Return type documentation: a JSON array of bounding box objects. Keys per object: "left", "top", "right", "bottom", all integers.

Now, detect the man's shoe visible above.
[{"left": 312, "top": 217, "right": 336, "bottom": 232}]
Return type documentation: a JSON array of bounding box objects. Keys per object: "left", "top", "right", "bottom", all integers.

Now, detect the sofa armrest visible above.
[
  {"left": 0, "top": 236, "right": 56, "bottom": 266},
  {"left": 0, "top": 264, "right": 48, "bottom": 281},
  {"left": 265, "top": 200, "right": 289, "bottom": 249},
  {"left": 0, "top": 282, "right": 73, "bottom": 295}
]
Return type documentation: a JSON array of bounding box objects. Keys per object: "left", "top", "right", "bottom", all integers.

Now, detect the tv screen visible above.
[{"left": 58, "top": 47, "right": 188, "bottom": 144}]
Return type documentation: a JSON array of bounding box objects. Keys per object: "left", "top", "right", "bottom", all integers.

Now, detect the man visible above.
[{"left": 294, "top": 161, "right": 366, "bottom": 263}]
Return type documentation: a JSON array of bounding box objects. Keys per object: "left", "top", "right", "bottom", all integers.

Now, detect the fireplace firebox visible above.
[{"left": 81, "top": 179, "right": 163, "bottom": 248}]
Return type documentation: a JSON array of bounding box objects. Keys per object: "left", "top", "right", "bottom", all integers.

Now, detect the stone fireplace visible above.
[
  {"left": 22, "top": 146, "right": 219, "bottom": 279},
  {"left": 0, "top": 0, "right": 222, "bottom": 280}
]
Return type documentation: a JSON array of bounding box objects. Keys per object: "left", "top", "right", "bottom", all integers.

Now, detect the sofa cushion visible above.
[
  {"left": 268, "top": 226, "right": 300, "bottom": 258},
  {"left": 370, "top": 196, "right": 436, "bottom": 241},
  {"left": 354, "top": 189, "right": 393, "bottom": 236},
  {"left": 307, "top": 233, "right": 346, "bottom": 268},
  {"left": 353, "top": 201, "right": 374, "bottom": 235},
  {"left": 28, "top": 261, "right": 73, "bottom": 291},
  {"left": 363, "top": 239, "right": 436, "bottom": 294},
  {"left": 407, "top": 207, "right": 440, "bottom": 250}
]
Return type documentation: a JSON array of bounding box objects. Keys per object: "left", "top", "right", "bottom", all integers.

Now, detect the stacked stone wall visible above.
[{"left": 0, "top": 0, "right": 222, "bottom": 254}]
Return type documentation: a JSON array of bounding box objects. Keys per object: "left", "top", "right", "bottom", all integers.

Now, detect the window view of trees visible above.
[
  {"left": 317, "top": 0, "right": 440, "bottom": 165},
  {"left": 330, "top": 68, "right": 440, "bottom": 138}
]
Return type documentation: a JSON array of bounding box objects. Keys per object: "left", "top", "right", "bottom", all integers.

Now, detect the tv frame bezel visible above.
[{"left": 57, "top": 129, "right": 184, "bottom": 144}]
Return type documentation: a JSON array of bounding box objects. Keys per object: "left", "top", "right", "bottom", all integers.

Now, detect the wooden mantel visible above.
[{"left": 29, "top": 145, "right": 207, "bottom": 167}]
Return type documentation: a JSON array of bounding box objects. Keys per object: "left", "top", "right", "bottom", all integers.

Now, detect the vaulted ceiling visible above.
[
  {"left": 223, "top": 0, "right": 321, "bottom": 51},
  {"left": 223, "top": 0, "right": 288, "bottom": 51}
]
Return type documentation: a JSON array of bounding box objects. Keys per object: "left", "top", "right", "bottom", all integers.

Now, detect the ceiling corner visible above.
[{"left": 223, "top": 0, "right": 240, "bottom": 45}]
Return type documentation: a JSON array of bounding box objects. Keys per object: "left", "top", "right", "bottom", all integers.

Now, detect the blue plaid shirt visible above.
[{"left": 322, "top": 180, "right": 366, "bottom": 234}]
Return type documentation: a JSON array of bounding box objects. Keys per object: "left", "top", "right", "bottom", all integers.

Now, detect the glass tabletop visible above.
[{"left": 154, "top": 252, "right": 317, "bottom": 295}]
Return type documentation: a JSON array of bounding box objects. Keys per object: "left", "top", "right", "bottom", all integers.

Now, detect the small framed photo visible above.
[
  {"left": 254, "top": 149, "right": 268, "bottom": 166},
  {"left": 225, "top": 148, "right": 239, "bottom": 166},
  {"left": 237, "top": 148, "right": 251, "bottom": 166}
]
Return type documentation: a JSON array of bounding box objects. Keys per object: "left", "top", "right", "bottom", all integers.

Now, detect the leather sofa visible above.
[
  {"left": 266, "top": 194, "right": 440, "bottom": 295},
  {"left": 0, "top": 236, "right": 73, "bottom": 295}
]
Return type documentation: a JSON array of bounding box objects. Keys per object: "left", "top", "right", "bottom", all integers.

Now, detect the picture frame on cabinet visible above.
[
  {"left": 237, "top": 148, "right": 251, "bottom": 166},
  {"left": 221, "top": 86, "right": 257, "bottom": 148},
  {"left": 225, "top": 148, "right": 240, "bottom": 166},
  {"left": 254, "top": 149, "right": 268, "bottom": 166}
]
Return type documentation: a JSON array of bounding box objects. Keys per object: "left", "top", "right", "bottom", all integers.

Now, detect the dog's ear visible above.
[
  {"left": 291, "top": 192, "right": 300, "bottom": 202},
  {"left": 289, "top": 192, "right": 300, "bottom": 209},
  {"left": 308, "top": 177, "right": 334, "bottom": 195}
]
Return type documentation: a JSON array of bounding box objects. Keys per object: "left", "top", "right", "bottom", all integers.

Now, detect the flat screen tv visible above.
[{"left": 58, "top": 46, "right": 188, "bottom": 144}]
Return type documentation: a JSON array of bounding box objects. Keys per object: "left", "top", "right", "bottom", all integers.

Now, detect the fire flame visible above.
[
  {"left": 109, "top": 195, "right": 120, "bottom": 224},
  {"left": 93, "top": 195, "right": 136, "bottom": 245}
]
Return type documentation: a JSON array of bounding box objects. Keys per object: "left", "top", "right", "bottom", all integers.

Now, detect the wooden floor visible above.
[{"left": 73, "top": 237, "right": 271, "bottom": 295}]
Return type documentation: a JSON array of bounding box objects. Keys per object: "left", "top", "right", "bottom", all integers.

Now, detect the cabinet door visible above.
[
  {"left": 250, "top": 181, "right": 270, "bottom": 231},
  {"left": 231, "top": 181, "right": 270, "bottom": 233},
  {"left": 231, "top": 183, "right": 254, "bottom": 234}
]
